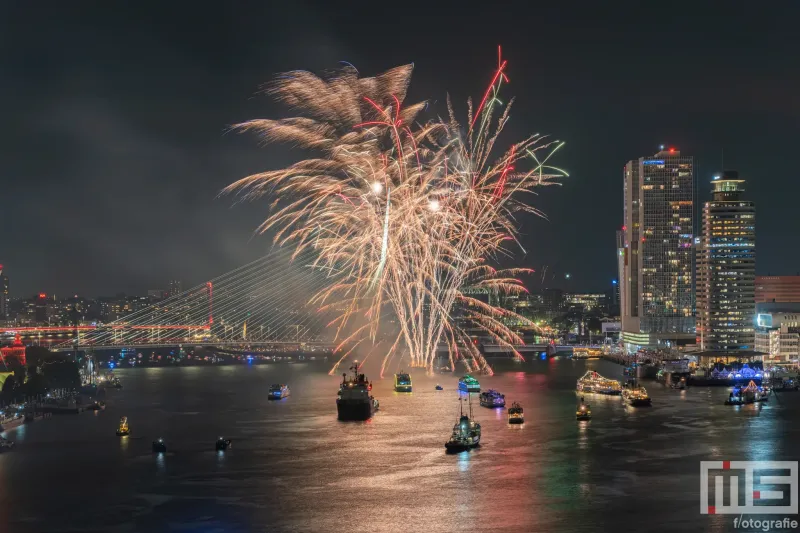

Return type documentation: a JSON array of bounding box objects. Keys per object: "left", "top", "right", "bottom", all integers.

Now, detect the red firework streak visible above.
[{"left": 470, "top": 45, "right": 509, "bottom": 130}]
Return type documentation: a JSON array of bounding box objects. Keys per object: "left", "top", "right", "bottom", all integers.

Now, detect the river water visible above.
[{"left": 0, "top": 358, "right": 796, "bottom": 533}]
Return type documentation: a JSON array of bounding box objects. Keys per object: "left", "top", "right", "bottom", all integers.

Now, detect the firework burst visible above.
[{"left": 225, "top": 48, "right": 566, "bottom": 374}]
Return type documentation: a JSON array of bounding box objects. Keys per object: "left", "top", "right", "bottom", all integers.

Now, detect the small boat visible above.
[
  {"left": 623, "top": 385, "right": 652, "bottom": 407},
  {"left": 0, "top": 437, "right": 14, "bottom": 451},
  {"left": 216, "top": 437, "right": 232, "bottom": 451},
  {"left": 116, "top": 416, "right": 130, "bottom": 436},
  {"left": 479, "top": 389, "right": 506, "bottom": 408},
  {"left": 439, "top": 366, "right": 453, "bottom": 373},
  {"left": 337, "top": 363, "right": 377, "bottom": 421},
  {"left": 576, "top": 370, "right": 622, "bottom": 395},
  {"left": 152, "top": 438, "right": 167, "bottom": 453},
  {"left": 435, "top": 384, "right": 444, "bottom": 391},
  {"left": 394, "top": 371, "right": 412, "bottom": 392},
  {"left": 269, "top": 384, "right": 290, "bottom": 400},
  {"left": 725, "top": 380, "right": 769, "bottom": 405},
  {"left": 87, "top": 400, "right": 106, "bottom": 411},
  {"left": 670, "top": 377, "right": 687, "bottom": 390},
  {"left": 445, "top": 397, "right": 481, "bottom": 452},
  {"left": 457, "top": 374, "right": 480, "bottom": 393},
  {"left": 576, "top": 403, "right": 592, "bottom": 421},
  {"left": 507, "top": 402, "right": 524, "bottom": 424}
]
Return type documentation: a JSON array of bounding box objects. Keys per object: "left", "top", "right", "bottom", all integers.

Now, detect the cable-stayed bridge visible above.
[{"left": 42, "top": 247, "right": 338, "bottom": 353}]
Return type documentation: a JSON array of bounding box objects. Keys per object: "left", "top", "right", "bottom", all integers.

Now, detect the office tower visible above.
[
  {"left": 755, "top": 276, "right": 800, "bottom": 303},
  {"left": 696, "top": 171, "right": 755, "bottom": 352},
  {"left": 0, "top": 264, "right": 8, "bottom": 320},
  {"left": 621, "top": 148, "right": 695, "bottom": 351},
  {"left": 169, "top": 279, "right": 182, "bottom": 297}
]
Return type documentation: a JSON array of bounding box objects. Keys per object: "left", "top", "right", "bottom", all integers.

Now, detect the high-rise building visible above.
[
  {"left": 755, "top": 276, "right": 800, "bottom": 303},
  {"left": 621, "top": 148, "right": 695, "bottom": 351},
  {"left": 0, "top": 264, "right": 8, "bottom": 320},
  {"left": 696, "top": 172, "right": 756, "bottom": 352},
  {"left": 169, "top": 279, "right": 182, "bottom": 297}
]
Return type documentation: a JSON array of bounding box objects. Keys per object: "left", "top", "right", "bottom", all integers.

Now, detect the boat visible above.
[
  {"left": 435, "top": 384, "right": 444, "bottom": 391},
  {"left": 444, "top": 397, "right": 481, "bottom": 452},
  {"left": 268, "top": 384, "right": 290, "bottom": 399},
  {"left": 87, "top": 400, "right": 106, "bottom": 411},
  {"left": 576, "top": 402, "right": 592, "bottom": 420},
  {"left": 457, "top": 374, "right": 481, "bottom": 393},
  {"left": 216, "top": 437, "right": 232, "bottom": 451},
  {"left": 622, "top": 385, "right": 652, "bottom": 407},
  {"left": 725, "top": 380, "right": 769, "bottom": 405},
  {"left": 394, "top": 371, "right": 412, "bottom": 392},
  {"left": 152, "top": 438, "right": 167, "bottom": 453},
  {"left": 479, "top": 389, "right": 506, "bottom": 408},
  {"left": 670, "top": 377, "right": 687, "bottom": 390},
  {"left": 507, "top": 402, "right": 524, "bottom": 424},
  {"left": 0, "top": 437, "right": 14, "bottom": 451},
  {"left": 576, "top": 370, "right": 621, "bottom": 395},
  {"left": 116, "top": 416, "right": 130, "bottom": 436},
  {"left": 337, "top": 362, "right": 377, "bottom": 421},
  {"left": 439, "top": 366, "right": 453, "bottom": 373}
]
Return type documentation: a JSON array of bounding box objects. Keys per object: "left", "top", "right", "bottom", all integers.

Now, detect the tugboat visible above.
[
  {"left": 576, "top": 399, "right": 592, "bottom": 421},
  {"left": 507, "top": 402, "right": 524, "bottom": 424},
  {"left": 576, "top": 370, "right": 622, "bottom": 395},
  {"left": 152, "top": 438, "right": 167, "bottom": 453},
  {"left": 269, "top": 384, "right": 290, "bottom": 399},
  {"left": 445, "top": 397, "right": 481, "bottom": 452},
  {"left": 116, "top": 416, "right": 130, "bottom": 436},
  {"left": 457, "top": 374, "right": 481, "bottom": 393},
  {"left": 479, "top": 389, "right": 506, "bottom": 408},
  {"left": 394, "top": 371, "right": 412, "bottom": 392},
  {"left": 725, "top": 380, "right": 769, "bottom": 405},
  {"left": 337, "top": 362, "right": 377, "bottom": 421},
  {"left": 87, "top": 400, "right": 106, "bottom": 411},
  {"left": 215, "top": 436, "right": 232, "bottom": 451}
]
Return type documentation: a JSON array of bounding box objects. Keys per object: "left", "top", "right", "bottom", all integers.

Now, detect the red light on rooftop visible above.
[
  {"left": 38, "top": 293, "right": 47, "bottom": 299},
  {"left": 669, "top": 147, "right": 676, "bottom": 153}
]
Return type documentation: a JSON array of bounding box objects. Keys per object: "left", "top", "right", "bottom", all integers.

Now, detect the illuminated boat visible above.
[
  {"left": 445, "top": 397, "right": 481, "bottom": 452},
  {"left": 116, "top": 416, "right": 130, "bottom": 436},
  {"left": 216, "top": 437, "right": 232, "bottom": 451},
  {"left": 576, "top": 402, "right": 592, "bottom": 420},
  {"left": 394, "top": 371, "right": 412, "bottom": 392},
  {"left": 479, "top": 389, "right": 506, "bottom": 408},
  {"left": 725, "top": 380, "right": 769, "bottom": 405},
  {"left": 152, "top": 438, "right": 167, "bottom": 453},
  {"left": 576, "top": 370, "right": 621, "bottom": 395},
  {"left": 670, "top": 377, "right": 686, "bottom": 390},
  {"left": 0, "top": 436, "right": 14, "bottom": 451},
  {"left": 507, "top": 402, "right": 524, "bottom": 424},
  {"left": 87, "top": 400, "right": 106, "bottom": 411},
  {"left": 337, "top": 362, "right": 377, "bottom": 421},
  {"left": 622, "top": 385, "right": 652, "bottom": 407},
  {"left": 269, "top": 384, "right": 290, "bottom": 399},
  {"left": 457, "top": 374, "right": 480, "bottom": 393}
]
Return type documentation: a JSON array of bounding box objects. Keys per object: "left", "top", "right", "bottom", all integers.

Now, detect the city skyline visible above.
[{"left": 2, "top": 4, "right": 800, "bottom": 296}]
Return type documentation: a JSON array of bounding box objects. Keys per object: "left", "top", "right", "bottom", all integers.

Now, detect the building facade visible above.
[
  {"left": 621, "top": 149, "right": 695, "bottom": 350},
  {"left": 696, "top": 172, "right": 756, "bottom": 352},
  {"left": 0, "top": 264, "right": 8, "bottom": 320},
  {"left": 169, "top": 279, "right": 182, "bottom": 297},
  {"left": 756, "top": 276, "right": 800, "bottom": 303},
  {"left": 754, "top": 311, "right": 800, "bottom": 364}
]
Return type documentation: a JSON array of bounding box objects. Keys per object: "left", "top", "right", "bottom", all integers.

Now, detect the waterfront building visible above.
[
  {"left": 754, "top": 311, "right": 800, "bottom": 364},
  {"left": 756, "top": 276, "right": 800, "bottom": 303},
  {"left": 696, "top": 172, "right": 756, "bottom": 353},
  {"left": 566, "top": 293, "right": 606, "bottom": 312},
  {"left": 621, "top": 148, "right": 695, "bottom": 351}
]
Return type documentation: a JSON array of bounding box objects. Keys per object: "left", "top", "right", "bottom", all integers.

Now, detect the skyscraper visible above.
[
  {"left": 621, "top": 148, "right": 695, "bottom": 351},
  {"left": 0, "top": 264, "right": 8, "bottom": 320},
  {"left": 169, "top": 279, "right": 182, "bottom": 297},
  {"left": 696, "top": 171, "right": 756, "bottom": 352}
]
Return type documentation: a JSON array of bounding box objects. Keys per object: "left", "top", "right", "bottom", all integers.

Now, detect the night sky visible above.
[{"left": 3, "top": 1, "right": 799, "bottom": 298}]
